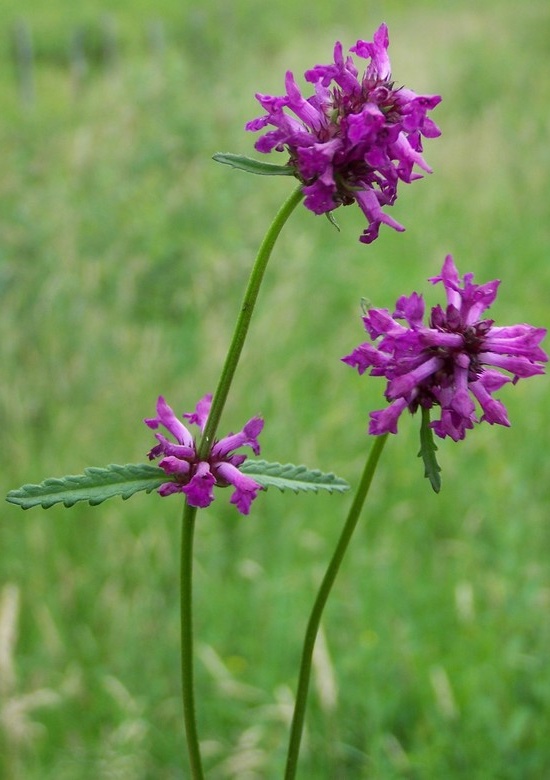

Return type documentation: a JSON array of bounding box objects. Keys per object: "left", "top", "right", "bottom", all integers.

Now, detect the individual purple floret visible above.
[
  {"left": 246, "top": 23, "right": 441, "bottom": 243},
  {"left": 342, "top": 255, "right": 547, "bottom": 440},
  {"left": 145, "top": 395, "right": 264, "bottom": 515}
]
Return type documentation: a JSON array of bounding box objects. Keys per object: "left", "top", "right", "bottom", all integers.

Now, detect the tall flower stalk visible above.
[
  {"left": 175, "top": 184, "right": 303, "bottom": 776},
  {"left": 284, "top": 433, "right": 389, "bottom": 780},
  {"left": 283, "top": 257, "right": 546, "bottom": 774},
  {"left": 197, "top": 185, "right": 304, "bottom": 457},
  {"left": 179, "top": 504, "right": 203, "bottom": 779}
]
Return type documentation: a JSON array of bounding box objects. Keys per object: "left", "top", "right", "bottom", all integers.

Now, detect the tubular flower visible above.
[
  {"left": 145, "top": 394, "right": 264, "bottom": 515},
  {"left": 245, "top": 23, "right": 441, "bottom": 243},
  {"left": 342, "top": 255, "right": 547, "bottom": 440}
]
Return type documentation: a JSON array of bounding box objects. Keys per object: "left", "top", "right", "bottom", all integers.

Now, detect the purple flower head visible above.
[
  {"left": 145, "top": 394, "right": 264, "bottom": 515},
  {"left": 246, "top": 23, "right": 441, "bottom": 244},
  {"left": 343, "top": 255, "right": 547, "bottom": 440}
]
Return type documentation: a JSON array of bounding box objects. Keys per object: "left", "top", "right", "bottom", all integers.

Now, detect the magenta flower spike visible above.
[
  {"left": 145, "top": 394, "right": 264, "bottom": 515},
  {"left": 343, "top": 255, "right": 547, "bottom": 440},
  {"left": 246, "top": 23, "right": 441, "bottom": 243}
]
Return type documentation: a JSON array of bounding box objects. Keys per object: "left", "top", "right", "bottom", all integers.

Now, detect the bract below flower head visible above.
[
  {"left": 145, "top": 394, "right": 264, "bottom": 515},
  {"left": 342, "top": 255, "right": 547, "bottom": 440},
  {"left": 246, "top": 23, "right": 441, "bottom": 244}
]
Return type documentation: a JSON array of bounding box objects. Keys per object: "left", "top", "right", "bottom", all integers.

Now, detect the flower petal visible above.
[
  {"left": 211, "top": 417, "right": 264, "bottom": 459},
  {"left": 369, "top": 397, "right": 409, "bottom": 435},
  {"left": 182, "top": 462, "right": 216, "bottom": 508},
  {"left": 145, "top": 396, "right": 194, "bottom": 446},
  {"left": 183, "top": 393, "right": 213, "bottom": 433},
  {"left": 216, "top": 462, "right": 263, "bottom": 516}
]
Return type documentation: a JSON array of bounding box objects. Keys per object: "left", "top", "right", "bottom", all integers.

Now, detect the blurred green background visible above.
[{"left": 1, "top": 0, "right": 549, "bottom": 777}]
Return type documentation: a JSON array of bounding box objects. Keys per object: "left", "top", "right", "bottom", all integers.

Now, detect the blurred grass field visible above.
[{"left": 1, "top": 0, "right": 549, "bottom": 777}]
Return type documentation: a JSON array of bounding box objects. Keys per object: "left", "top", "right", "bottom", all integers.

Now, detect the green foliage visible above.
[
  {"left": 213, "top": 152, "right": 295, "bottom": 177},
  {"left": 241, "top": 460, "right": 349, "bottom": 493},
  {"left": 6, "top": 463, "right": 167, "bottom": 509},
  {"left": 418, "top": 407, "right": 442, "bottom": 493},
  {"left": 1, "top": 1, "right": 549, "bottom": 778},
  {"left": 6, "top": 461, "right": 348, "bottom": 509}
]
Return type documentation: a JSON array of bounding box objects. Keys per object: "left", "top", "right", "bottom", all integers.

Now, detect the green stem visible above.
[
  {"left": 197, "top": 184, "right": 303, "bottom": 459},
  {"left": 179, "top": 184, "right": 303, "bottom": 777},
  {"left": 180, "top": 502, "right": 205, "bottom": 780},
  {"left": 284, "top": 433, "right": 389, "bottom": 780}
]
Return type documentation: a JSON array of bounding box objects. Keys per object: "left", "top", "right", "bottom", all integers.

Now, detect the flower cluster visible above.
[
  {"left": 145, "top": 395, "right": 264, "bottom": 515},
  {"left": 246, "top": 23, "right": 441, "bottom": 243},
  {"left": 343, "top": 255, "right": 547, "bottom": 440}
]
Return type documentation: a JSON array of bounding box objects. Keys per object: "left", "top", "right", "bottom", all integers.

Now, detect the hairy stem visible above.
[
  {"left": 197, "top": 184, "right": 303, "bottom": 459},
  {"left": 284, "top": 433, "right": 389, "bottom": 780},
  {"left": 180, "top": 503, "right": 205, "bottom": 780},
  {"left": 179, "top": 184, "right": 303, "bottom": 777}
]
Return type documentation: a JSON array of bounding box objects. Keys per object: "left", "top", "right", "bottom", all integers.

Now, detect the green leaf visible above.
[
  {"left": 6, "top": 459, "right": 349, "bottom": 511},
  {"left": 418, "top": 407, "right": 442, "bottom": 493},
  {"left": 240, "top": 460, "right": 349, "bottom": 494},
  {"left": 325, "top": 211, "right": 340, "bottom": 232},
  {"left": 213, "top": 152, "right": 296, "bottom": 177},
  {"left": 6, "top": 463, "right": 168, "bottom": 510}
]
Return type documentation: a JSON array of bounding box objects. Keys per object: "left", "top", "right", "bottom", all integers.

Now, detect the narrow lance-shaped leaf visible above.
[
  {"left": 6, "top": 464, "right": 169, "bottom": 510},
  {"left": 325, "top": 211, "right": 340, "bottom": 232},
  {"left": 6, "top": 460, "right": 349, "bottom": 511},
  {"left": 213, "top": 152, "right": 296, "bottom": 177},
  {"left": 241, "top": 460, "right": 349, "bottom": 494},
  {"left": 418, "top": 407, "right": 442, "bottom": 493}
]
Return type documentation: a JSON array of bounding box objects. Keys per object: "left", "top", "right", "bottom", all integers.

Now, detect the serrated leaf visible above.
[
  {"left": 6, "top": 463, "right": 168, "bottom": 510},
  {"left": 418, "top": 408, "right": 442, "bottom": 493},
  {"left": 213, "top": 152, "right": 295, "bottom": 177},
  {"left": 6, "top": 459, "right": 350, "bottom": 511},
  {"left": 240, "top": 460, "right": 349, "bottom": 494}
]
